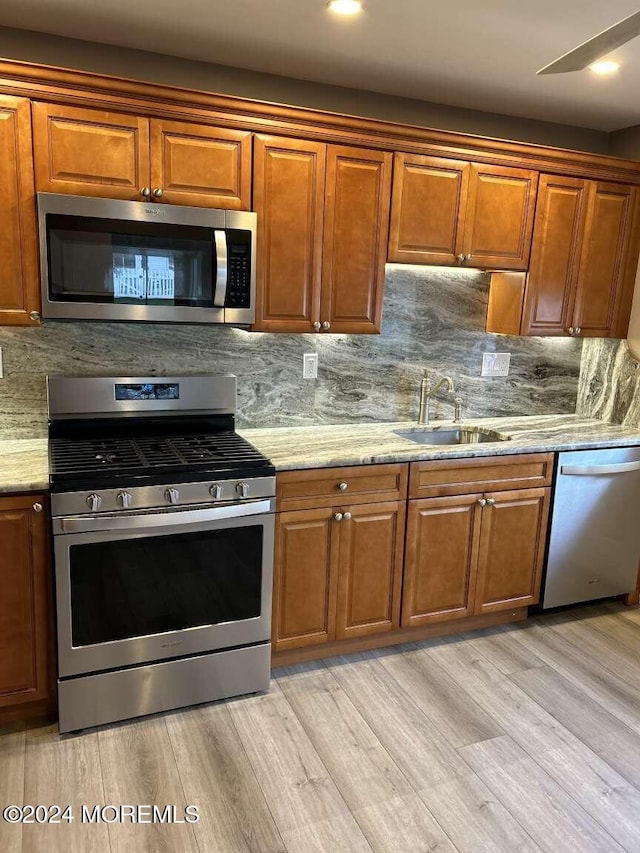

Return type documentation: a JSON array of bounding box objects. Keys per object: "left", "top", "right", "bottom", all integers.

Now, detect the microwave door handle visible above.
[
  {"left": 56, "top": 499, "right": 275, "bottom": 534},
  {"left": 213, "top": 230, "right": 228, "bottom": 308}
]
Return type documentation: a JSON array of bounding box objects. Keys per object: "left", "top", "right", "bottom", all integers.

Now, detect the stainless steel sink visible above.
[{"left": 394, "top": 427, "right": 510, "bottom": 445}]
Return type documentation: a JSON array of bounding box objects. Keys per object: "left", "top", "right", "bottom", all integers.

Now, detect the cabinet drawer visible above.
[
  {"left": 277, "top": 464, "right": 408, "bottom": 511},
  {"left": 409, "top": 453, "right": 553, "bottom": 498}
]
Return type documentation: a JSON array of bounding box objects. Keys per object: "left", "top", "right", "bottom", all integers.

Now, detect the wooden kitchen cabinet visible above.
[
  {"left": 32, "top": 102, "right": 252, "bottom": 208},
  {"left": 253, "top": 134, "right": 392, "bottom": 333},
  {"left": 487, "top": 175, "right": 640, "bottom": 338},
  {"left": 272, "top": 464, "right": 408, "bottom": 652},
  {"left": 0, "top": 495, "right": 52, "bottom": 719},
  {"left": 388, "top": 153, "right": 537, "bottom": 270},
  {"left": 0, "top": 95, "right": 40, "bottom": 326},
  {"left": 474, "top": 487, "right": 550, "bottom": 614},
  {"left": 402, "top": 456, "right": 552, "bottom": 627}
]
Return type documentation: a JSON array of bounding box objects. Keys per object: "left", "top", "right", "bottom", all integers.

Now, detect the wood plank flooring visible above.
[{"left": 3, "top": 602, "right": 640, "bottom": 852}]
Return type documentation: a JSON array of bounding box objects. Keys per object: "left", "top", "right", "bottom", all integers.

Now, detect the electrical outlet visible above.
[
  {"left": 481, "top": 352, "right": 511, "bottom": 377},
  {"left": 303, "top": 352, "right": 318, "bottom": 379}
]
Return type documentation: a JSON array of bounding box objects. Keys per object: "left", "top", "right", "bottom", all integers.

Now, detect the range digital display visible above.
[{"left": 115, "top": 383, "right": 180, "bottom": 401}]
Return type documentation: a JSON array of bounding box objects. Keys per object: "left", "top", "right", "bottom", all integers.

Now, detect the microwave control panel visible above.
[{"left": 225, "top": 231, "right": 252, "bottom": 309}]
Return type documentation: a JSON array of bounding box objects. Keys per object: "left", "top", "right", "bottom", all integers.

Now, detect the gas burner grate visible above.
[{"left": 49, "top": 431, "right": 268, "bottom": 480}]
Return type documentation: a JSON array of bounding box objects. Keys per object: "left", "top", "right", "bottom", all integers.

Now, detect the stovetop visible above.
[{"left": 49, "top": 430, "right": 274, "bottom": 491}]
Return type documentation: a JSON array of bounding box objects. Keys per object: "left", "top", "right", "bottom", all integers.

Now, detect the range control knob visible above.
[
  {"left": 209, "top": 484, "right": 223, "bottom": 500},
  {"left": 86, "top": 493, "right": 102, "bottom": 512},
  {"left": 117, "top": 491, "right": 133, "bottom": 509},
  {"left": 165, "top": 487, "right": 180, "bottom": 505},
  {"left": 236, "top": 482, "right": 250, "bottom": 498}
]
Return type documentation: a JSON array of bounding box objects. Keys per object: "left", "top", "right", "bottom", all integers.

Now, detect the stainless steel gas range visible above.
[{"left": 47, "top": 375, "right": 275, "bottom": 733}]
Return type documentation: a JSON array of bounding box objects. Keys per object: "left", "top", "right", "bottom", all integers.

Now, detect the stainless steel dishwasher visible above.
[{"left": 543, "top": 446, "right": 640, "bottom": 609}]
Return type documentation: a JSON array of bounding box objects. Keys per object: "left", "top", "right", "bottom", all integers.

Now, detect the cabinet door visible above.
[
  {"left": 521, "top": 175, "right": 587, "bottom": 336},
  {"left": 573, "top": 182, "right": 639, "bottom": 338},
  {"left": 32, "top": 102, "right": 150, "bottom": 199},
  {"left": 335, "top": 501, "right": 405, "bottom": 640},
  {"left": 252, "top": 135, "right": 325, "bottom": 332},
  {"left": 402, "top": 495, "right": 482, "bottom": 627},
  {"left": 272, "top": 508, "right": 339, "bottom": 652},
  {"left": 150, "top": 120, "right": 251, "bottom": 209},
  {"left": 462, "top": 164, "right": 538, "bottom": 270},
  {"left": 0, "top": 496, "right": 50, "bottom": 710},
  {"left": 388, "top": 153, "right": 469, "bottom": 265},
  {"left": 0, "top": 96, "right": 40, "bottom": 326},
  {"left": 474, "top": 487, "right": 550, "bottom": 615},
  {"left": 321, "top": 145, "right": 392, "bottom": 333}
]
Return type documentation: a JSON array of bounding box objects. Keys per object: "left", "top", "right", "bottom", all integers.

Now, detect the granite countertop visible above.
[
  {"left": 4, "top": 415, "right": 640, "bottom": 493},
  {"left": 239, "top": 414, "right": 640, "bottom": 470},
  {"left": 0, "top": 439, "right": 49, "bottom": 494}
]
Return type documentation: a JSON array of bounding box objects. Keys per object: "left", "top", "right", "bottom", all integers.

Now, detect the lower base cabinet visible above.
[
  {"left": 271, "top": 454, "right": 553, "bottom": 662},
  {"left": 402, "top": 487, "right": 550, "bottom": 626},
  {"left": 0, "top": 494, "right": 53, "bottom": 719},
  {"left": 272, "top": 501, "right": 406, "bottom": 652}
]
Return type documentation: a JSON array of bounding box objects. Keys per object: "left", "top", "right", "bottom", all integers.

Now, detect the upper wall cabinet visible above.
[
  {"left": 0, "top": 96, "right": 40, "bottom": 325},
  {"left": 31, "top": 103, "right": 252, "bottom": 208},
  {"left": 253, "top": 135, "right": 392, "bottom": 334},
  {"left": 388, "top": 153, "right": 538, "bottom": 270},
  {"left": 487, "top": 175, "right": 640, "bottom": 338}
]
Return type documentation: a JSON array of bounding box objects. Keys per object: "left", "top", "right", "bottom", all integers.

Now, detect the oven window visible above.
[
  {"left": 46, "top": 215, "right": 215, "bottom": 307},
  {"left": 69, "top": 526, "right": 264, "bottom": 647}
]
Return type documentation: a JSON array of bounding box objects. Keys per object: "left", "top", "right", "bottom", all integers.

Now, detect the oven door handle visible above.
[{"left": 56, "top": 499, "right": 275, "bottom": 534}]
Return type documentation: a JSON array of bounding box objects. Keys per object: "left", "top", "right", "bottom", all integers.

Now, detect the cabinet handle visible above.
[
  {"left": 477, "top": 498, "right": 487, "bottom": 506},
  {"left": 29, "top": 310, "right": 40, "bottom": 321},
  {"left": 140, "top": 187, "right": 151, "bottom": 197},
  {"left": 322, "top": 321, "right": 331, "bottom": 331},
  {"left": 486, "top": 498, "right": 496, "bottom": 506},
  {"left": 339, "top": 482, "right": 348, "bottom": 491},
  {"left": 153, "top": 188, "right": 164, "bottom": 198},
  {"left": 334, "top": 513, "right": 343, "bottom": 522},
  {"left": 33, "top": 502, "right": 43, "bottom": 513},
  {"left": 465, "top": 253, "right": 473, "bottom": 262},
  {"left": 343, "top": 512, "right": 352, "bottom": 521},
  {"left": 575, "top": 327, "right": 581, "bottom": 335},
  {"left": 312, "top": 321, "right": 321, "bottom": 331},
  {"left": 457, "top": 253, "right": 466, "bottom": 264},
  {"left": 567, "top": 327, "right": 575, "bottom": 336}
]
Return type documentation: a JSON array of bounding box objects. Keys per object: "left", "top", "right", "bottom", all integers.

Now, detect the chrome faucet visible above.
[{"left": 418, "top": 370, "right": 455, "bottom": 425}]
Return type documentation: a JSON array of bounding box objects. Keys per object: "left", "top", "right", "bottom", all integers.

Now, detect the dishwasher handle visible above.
[{"left": 561, "top": 460, "right": 640, "bottom": 476}]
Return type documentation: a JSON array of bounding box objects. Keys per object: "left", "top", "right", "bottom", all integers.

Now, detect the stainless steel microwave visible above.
[{"left": 37, "top": 193, "right": 256, "bottom": 325}]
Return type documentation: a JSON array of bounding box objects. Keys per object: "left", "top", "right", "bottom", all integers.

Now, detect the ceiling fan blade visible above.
[{"left": 537, "top": 9, "right": 640, "bottom": 74}]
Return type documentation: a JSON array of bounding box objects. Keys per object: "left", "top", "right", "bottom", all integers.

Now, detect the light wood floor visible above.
[{"left": 3, "top": 602, "right": 640, "bottom": 853}]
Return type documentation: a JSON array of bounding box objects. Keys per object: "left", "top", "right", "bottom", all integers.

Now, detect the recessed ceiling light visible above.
[
  {"left": 589, "top": 60, "right": 620, "bottom": 75},
  {"left": 327, "top": 0, "right": 362, "bottom": 16}
]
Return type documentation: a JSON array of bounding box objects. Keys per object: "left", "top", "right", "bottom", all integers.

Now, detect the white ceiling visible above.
[{"left": 0, "top": 0, "right": 639, "bottom": 131}]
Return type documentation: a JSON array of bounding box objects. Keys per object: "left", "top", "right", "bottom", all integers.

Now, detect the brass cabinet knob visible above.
[
  {"left": 322, "top": 321, "right": 331, "bottom": 330},
  {"left": 465, "top": 253, "right": 473, "bottom": 262},
  {"left": 339, "top": 482, "right": 348, "bottom": 492},
  {"left": 343, "top": 512, "right": 352, "bottom": 521},
  {"left": 153, "top": 188, "right": 164, "bottom": 198},
  {"left": 29, "top": 310, "right": 40, "bottom": 321},
  {"left": 457, "top": 253, "right": 466, "bottom": 264},
  {"left": 312, "top": 321, "right": 321, "bottom": 331},
  {"left": 33, "top": 502, "right": 43, "bottom": 513},
  {"left": 477, "top": 498, "right": 487, "bottom": 506},
  {"left": 567, "top": 327, "right": 575, "bottom": 336},
  {"left": 486, "top": 498, "right": 496, "bottom": 506},
  {"left": 334, "top": 512, "right": 343, "bottom": 522},
  {"left": 140, "top": 187, "right": 151, "bottom": 197},
  {"left": 575, "top": 327, "right": 582, "bottom": 335}
]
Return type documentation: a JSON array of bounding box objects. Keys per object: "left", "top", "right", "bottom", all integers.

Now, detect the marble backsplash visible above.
[
  {"left": 0, "top": 265, "right": 583, "bottom": 439},
  {"left": 577, "top": 338, "right": 640, "bottom": 424}
]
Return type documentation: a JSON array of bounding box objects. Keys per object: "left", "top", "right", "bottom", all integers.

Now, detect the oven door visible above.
[{"left": 53, "top": 500, "right": 274, "bottom": 678}]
